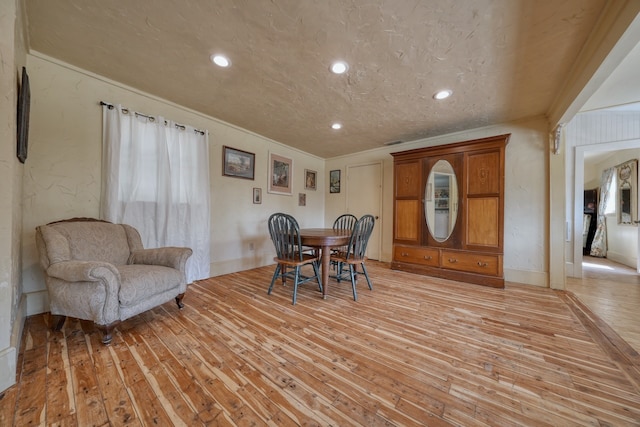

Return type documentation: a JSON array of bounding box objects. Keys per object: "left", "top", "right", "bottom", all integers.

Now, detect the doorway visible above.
[
  {"left": 345, "top": 162, "right": 382, "bottom": 260},
  {"left": 573, "top": 140, "right": 640, "bottom": 278}
]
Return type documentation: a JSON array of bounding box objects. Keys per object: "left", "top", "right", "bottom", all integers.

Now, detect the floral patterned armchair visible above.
[{"left": 35, "top": 218, "right": 193, "bottom": 344}]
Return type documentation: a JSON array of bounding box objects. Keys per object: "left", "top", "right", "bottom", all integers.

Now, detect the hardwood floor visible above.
[
  {"left": 566, "top": 256, "right": 640, "bottom": 353},
  {"left": 2, "top": 261, "right": 640, "bottom": 426}
]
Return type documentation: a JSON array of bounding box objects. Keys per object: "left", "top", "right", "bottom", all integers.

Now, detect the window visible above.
[{"left": 101, "top": 103, "right": 211, "bottom": 282}]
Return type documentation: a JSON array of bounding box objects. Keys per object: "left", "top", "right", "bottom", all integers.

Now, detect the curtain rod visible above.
[{"left": 100, "top": 101, "right": 205, "bottom": 135}]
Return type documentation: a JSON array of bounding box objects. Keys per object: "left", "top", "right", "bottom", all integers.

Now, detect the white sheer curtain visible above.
[
  {"left": 101, "top": 104, "right": 210, "bottom": 282},
  {"left": 590, "top": 167, "right": 614, "bottom": 258}
]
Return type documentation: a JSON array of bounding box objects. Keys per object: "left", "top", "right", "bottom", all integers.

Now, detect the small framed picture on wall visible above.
[
  {"left": 330, "top": 169, "right": 341, "bottom": 193},
  {"left": 268, "top": 152, "right": 293, "bottom": 195},
  {"left": 223, "top": 146, "right": 255, "bottom": 180},
  {"left": 305, "top": 169, "right": 317, "bottom": 190},
  {"left": 253, "top": 187, "right": 262, "bottom": 204}
]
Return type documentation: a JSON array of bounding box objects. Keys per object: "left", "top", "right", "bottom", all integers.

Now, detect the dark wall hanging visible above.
[{"left": 17, "top": 66, "right": 30, "bottom": 164}]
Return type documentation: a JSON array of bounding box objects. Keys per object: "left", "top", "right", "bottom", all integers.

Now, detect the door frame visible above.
[
  {"left": 573, "top": 139, "right": 640, "bottom": 277},
  {"left": 345, "top": 161, "right": 383, "bottom": 261}
]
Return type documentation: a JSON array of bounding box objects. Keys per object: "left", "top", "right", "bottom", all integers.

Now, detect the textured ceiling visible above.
[{"left": 25, "top": 0, "right": 610, "bottom": 158}]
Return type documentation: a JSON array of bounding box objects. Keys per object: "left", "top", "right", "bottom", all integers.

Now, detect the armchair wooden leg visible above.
[
  {"left": 50, "top": 314, "right": 66, "bottom": 331},
  {"left": 97, "top": 321, "right": 119, "bottom": 345},
  {"left": 176, "top": 293, "right": 185, "bottom": 309}
]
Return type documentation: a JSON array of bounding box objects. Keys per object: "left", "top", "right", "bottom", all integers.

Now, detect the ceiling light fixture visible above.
[
  {"left": 433, "top": 89, "right": 452, "bottom": 100},
  {"left": 331, "top": 123, "right": 342, "bottom": 130},
  {"left": 330, "top": 61, "right": 349, "bottom": 74},
  {"left": 211, "top": 54, "right": 231, "bottom": 67}
]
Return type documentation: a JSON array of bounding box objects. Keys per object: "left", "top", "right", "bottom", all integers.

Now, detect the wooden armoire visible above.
[{"left": 391, "top": 134, "right": 509, "bottom": 288}]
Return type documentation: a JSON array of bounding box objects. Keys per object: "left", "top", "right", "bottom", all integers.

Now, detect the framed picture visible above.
[
  {"left": 223, "top": 146, "right": 255, "bottom": 180},
  {"left": 253, "top": 187, "right": 262, "bottom": 204},
  {"left": 16, "top": 67, "right": 30, "bottom": 164},
  {"left": 616, "top": 159, "right": 638, "bottom": 224},
  {"left": 305, "top": 169, "right": 317, "bottom": 190},
  {"left": 298, "top": 193, "right": 306, "bottom": 206},
  {"left": 330, "top": 169, "right": 341, "bottom": 193},
  {"left": 268, "top": 152, "right": 293, "bottom": 195}
]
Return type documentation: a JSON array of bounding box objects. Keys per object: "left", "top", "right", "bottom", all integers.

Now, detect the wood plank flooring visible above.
[
  {"left": 2, "top": 261, "right": 640, "bottom": 426},
  {"left": 566, "top": 256, "right": 640, "bottom": 353}
]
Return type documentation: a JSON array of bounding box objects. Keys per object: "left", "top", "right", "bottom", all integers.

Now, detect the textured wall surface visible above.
[{"left": 0, "top": 0, "right": 28, "bottom": 394}]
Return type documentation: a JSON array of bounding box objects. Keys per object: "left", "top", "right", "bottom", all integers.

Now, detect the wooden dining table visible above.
[{"left": 299, "top": 228, "right": 351, "bottom": 299}]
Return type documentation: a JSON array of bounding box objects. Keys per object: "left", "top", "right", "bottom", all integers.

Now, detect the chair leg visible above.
[
  {"left": 349, "top": 264, "right": 358, "bottom": 301},
  {"left": 361, "top": 263, "right": 373, "bottom": 290},
  {"left": 312, "top": 261, "right": 322, "bottom": 293},
  {"left": 292, "top": 267, "right": 301, "bottom": 305},
  {"left": 175, "top": 293, "right": 185, "bottom": 309},
  {"left": 268, "top": 264, "right": 282, "bottom": 295},
  {"left": 50, "top": 314, "right": 67, "bottom": 331}
]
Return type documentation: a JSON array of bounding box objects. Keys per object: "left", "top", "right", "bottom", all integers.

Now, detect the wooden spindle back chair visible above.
[
  {"left": 330, "top": 214, "right": 375, "bottom": 301},
  {"left": 267, "top": 213, "right": 322, "bottom": 304}
]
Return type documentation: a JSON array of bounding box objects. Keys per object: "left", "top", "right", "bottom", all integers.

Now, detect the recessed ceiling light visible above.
[
  {"left": 433, "top": 89, "right": 452, "bottom": 100},
  {"left": 211, "top": 54, "right": 231, "bottom": 67},
  {"left": 330, "top": 61, "right": 349, "bottom": 74},
  {"left": 331, "top": 123, "right": 342, "bottom": 130}
]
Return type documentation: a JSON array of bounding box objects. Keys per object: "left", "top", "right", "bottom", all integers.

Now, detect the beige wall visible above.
[
  {"left": 325, "top": 116, "right": 550, "bottom": 287},
  {"left": 22, "top": 53, "right": 326, "bottom": 314},
  {"left": 0, "top": 0, "right": 28, "bottom": 394}
]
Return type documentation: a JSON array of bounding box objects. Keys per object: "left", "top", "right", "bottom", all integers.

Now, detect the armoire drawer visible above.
[
  {"left": 394, "top": 245, "right": 439, "bottom": 267},
  {"left": 440, "top": 251, "right": 500, "bottom": 276}
]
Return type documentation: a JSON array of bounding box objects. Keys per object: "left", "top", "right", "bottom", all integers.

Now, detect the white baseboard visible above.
[
  {"left": 0, "top": 294, "right": 27, "bottom": 393},
  {"left": 565, "top": 261, "right": 576, "bottom": 278},
  {"left": 26, "top": 289, "right": 49, "bottom": 316},
  {"left": 504, "top": 268, "right": 548, "bottom": 287},
  {"left": 209, "top": 257, "right": 551, "bottom": 288},
  {"left": 606, "top": 251, "right": 637, "bottom": 270},
  {"left": 0, "top": 346, "right": 17, "bottom": 394},
  {"left": 209, "top": 255, "right": 274, "bottom": 278}
]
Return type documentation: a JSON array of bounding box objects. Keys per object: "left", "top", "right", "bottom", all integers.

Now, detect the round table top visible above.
[{"left": 299, "top": 228, "right": 351, "bottom": 246}]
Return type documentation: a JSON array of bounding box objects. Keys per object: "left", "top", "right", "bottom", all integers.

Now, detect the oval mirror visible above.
[{"left": 425, "top": 159, "right": 458, "bottom": 242}]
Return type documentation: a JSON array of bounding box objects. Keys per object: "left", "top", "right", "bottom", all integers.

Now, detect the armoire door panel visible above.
[
  {"left": 467, "top": 151, "right": 500, "bottom": 195},
  {"left": 395, "top": 162, "right": 421, "bottom": 198},
  {"left": 467, "top": 198, "right": 499, "bottom": 247},
  {"left": 395, "top": 199, "right": 420, "bottom": 241}
]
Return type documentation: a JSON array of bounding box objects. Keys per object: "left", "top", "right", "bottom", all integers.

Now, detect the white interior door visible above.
[{"left": 346, "top": 162, "right": 382, "bottom": 260}]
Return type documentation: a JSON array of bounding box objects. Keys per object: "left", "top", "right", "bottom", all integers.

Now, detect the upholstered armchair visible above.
[{"left": 35, "top": 218, "right": 193, "bottom": 344}]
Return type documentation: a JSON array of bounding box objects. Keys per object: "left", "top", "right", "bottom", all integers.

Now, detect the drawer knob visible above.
[
  {"left": 401, "top": 252, "right": 408, "bottom": 257},
  {"left": 477, "top": 261, "right": 488, "bottom": 267},
  {"left": 448, "top": 258, "right": 457, "bottom": 263},
  {"left": 424, "top": 255, "right": 432, "bottom": 260}
]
